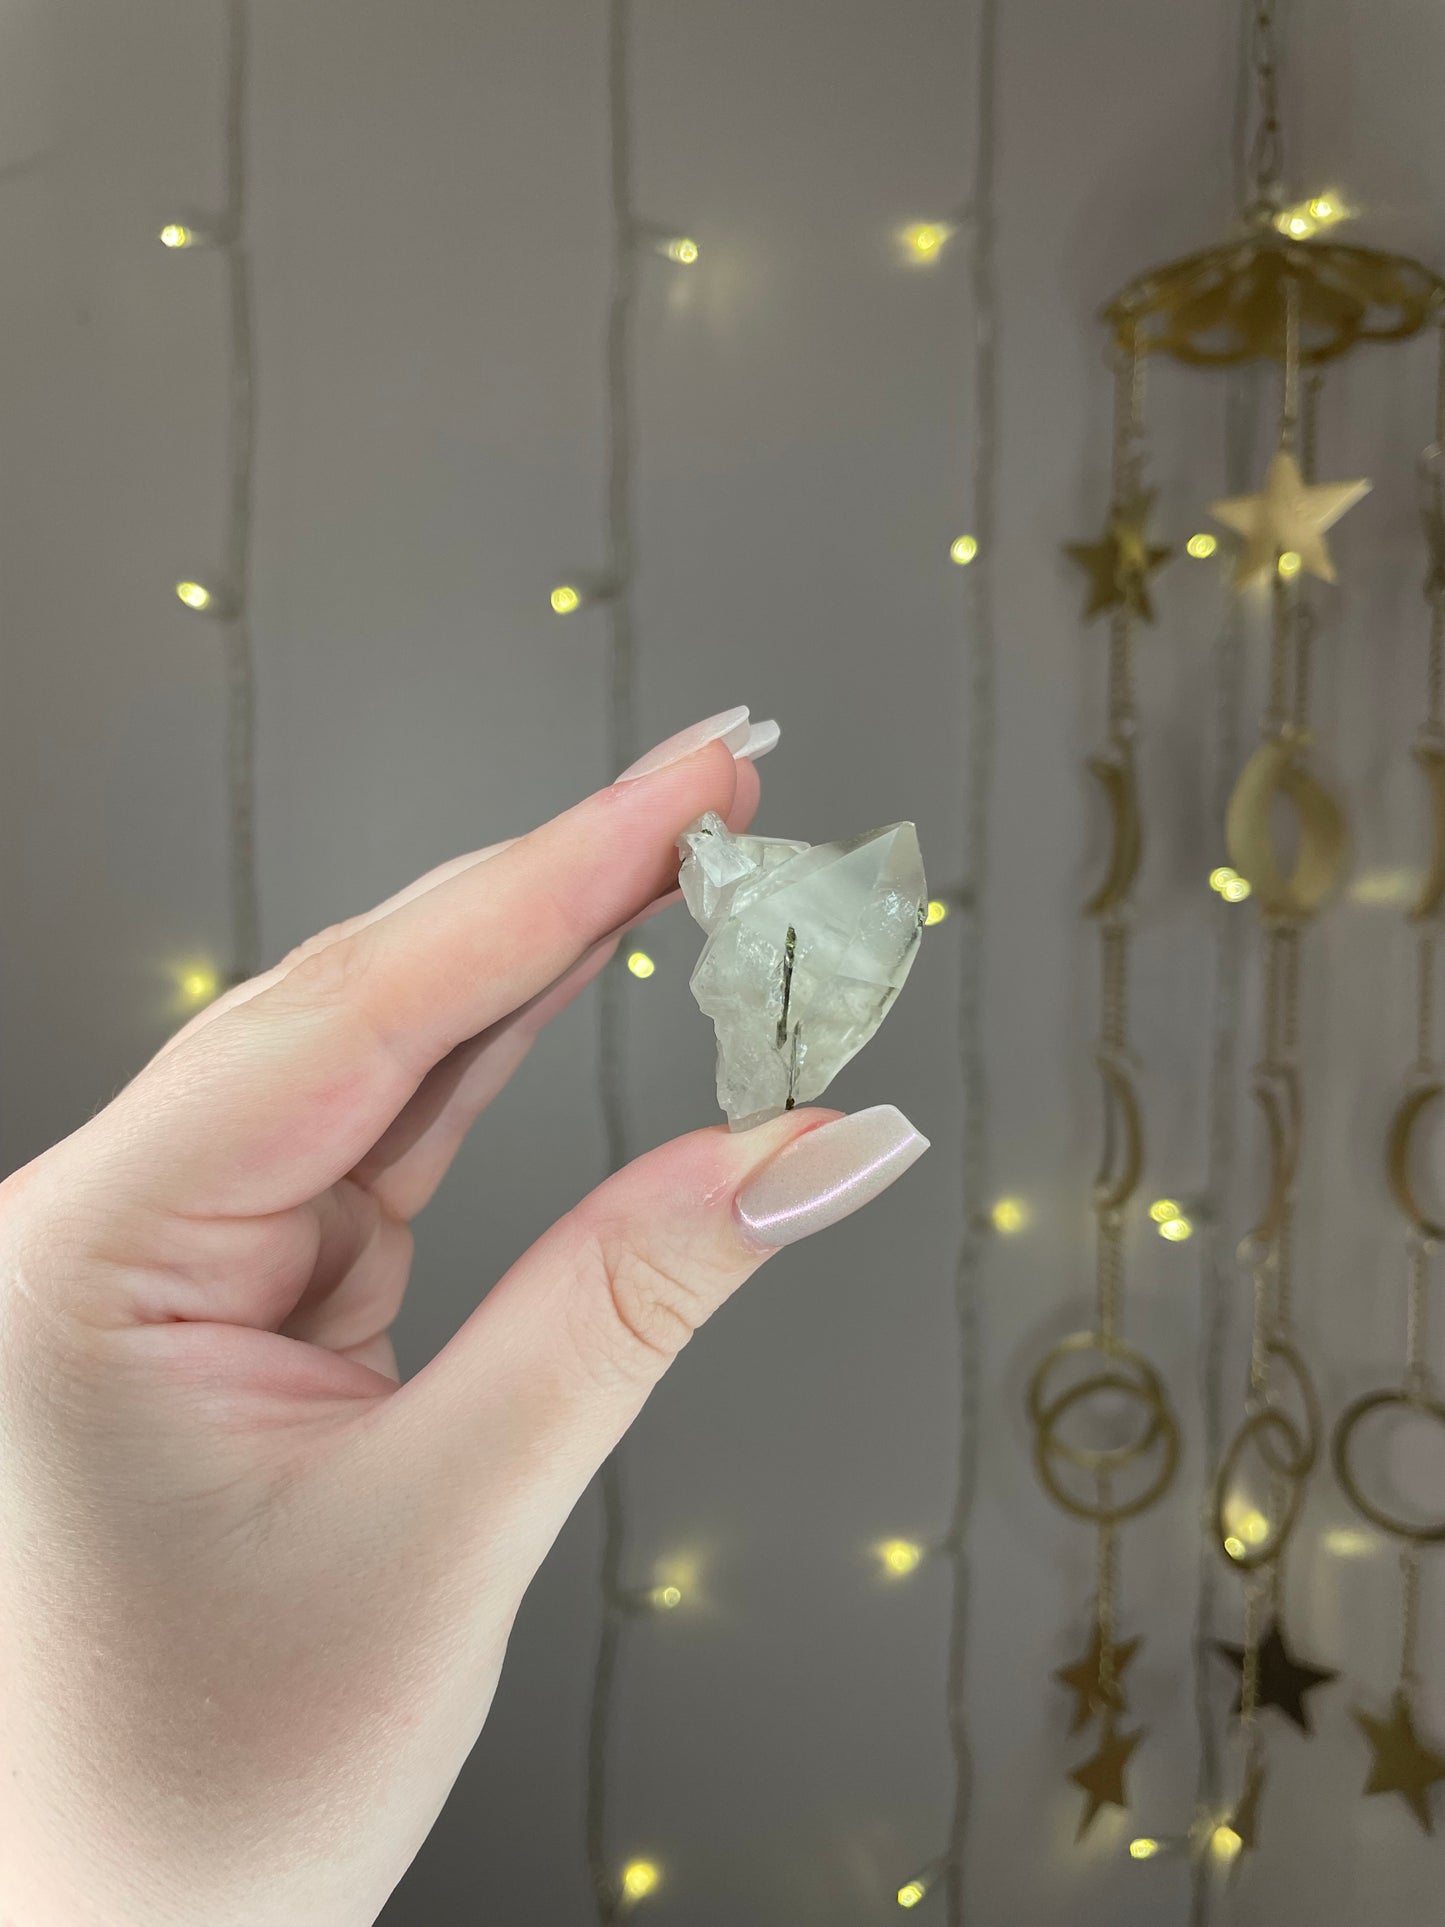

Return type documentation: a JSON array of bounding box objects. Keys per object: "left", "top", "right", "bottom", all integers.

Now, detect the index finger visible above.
[{"left": 78, "top": 734, "right": 751, "bottom": 1221}]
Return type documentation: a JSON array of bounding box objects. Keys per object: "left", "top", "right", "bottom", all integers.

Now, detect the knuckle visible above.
[
  {"left": 576, "top": 1227, "right": 716, "bottom": 1378},
  {"left": 270, "top": 924, "right": 378, "bottom": 1010}
]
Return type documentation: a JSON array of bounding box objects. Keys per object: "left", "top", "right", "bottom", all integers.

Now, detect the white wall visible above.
[{"left": 1, "top": 3, "right": 1443, "bottom": 1922}]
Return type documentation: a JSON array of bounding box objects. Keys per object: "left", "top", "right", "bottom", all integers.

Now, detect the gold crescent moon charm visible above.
[
  {"left": 1083, "top": 749, "right": 1143, "bottom": 918},
  {"left": 1385, "top": 1081, "right": 1445, "bottom": 1243},
  {"left": 1245, "top": 1068, "right": 1300, "bottom": 1250},
  {"left": 1409, "top": 743, "right": 1445, "bottom": 922},
  {"left": 1225, "top": 735, "right": 1349, "bottom": 919},
  {"left": 1093, "top": 1053, "right": 1143, "bottom": 1214}
]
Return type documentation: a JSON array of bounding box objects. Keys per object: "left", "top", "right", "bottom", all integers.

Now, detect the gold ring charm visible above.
[
  {"left": 1331, "top": 1390, "right": 1445, "bottom": 1544},
  {"left": 1225, "top": 735, "right": 1349, "bottom": 919},
  {"left": 1213, "top": 1341, "right": 1320, "bottom": 1569},
  {"left": 1385, "top": 1081, "right": 1445, "bottom": 1244},
  {"left": 1409, "top": 743, "right": 1445, "bottom": 921},
  {"left": 1084, "top": 750, "right": 1143, "bottom": 918},
  {"left": 1092, "top": 1054, "right": 1143, "bottom": 1216},
  {"left": 1028, "top": 1332, "right": 1179, "bottom": 1523}
]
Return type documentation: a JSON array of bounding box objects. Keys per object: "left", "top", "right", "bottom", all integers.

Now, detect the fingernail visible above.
[
  {"left": 737, "top": 718, "right": 780, "bottom": 764},
  {"left": 615, "top": 707, "right": 752, "bottom": 782},
  {"left": 734, "top": 1105, "right": 929, "bottom": 1249}
]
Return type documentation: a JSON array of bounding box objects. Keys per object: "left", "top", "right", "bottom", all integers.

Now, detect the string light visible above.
[
  {"left": 177, "top": 964, "right": 220, "bottom": 1006},
  {"left": 650, "top": 1584, "right": 682, "bottom": 1610},
  {"left": 620, "top": 1860, "right": 660, "bottom": 1900},
  {"left": 1209, "top": 865, "right": 1252, "bottom": 902},
  {"left": 166, "top": 0, "right": 261, "bottom": 990},
  {"left": 656, "top": 235, "right": 698, "bottom": 265},
  {"left": 950, "top": 534, "right": 978, "bottom": 565},
  {"left": 1186, "top": 531, "right": 1218, "bottom": 558},
  {"left": 902, "top": 221, "right": 951, "bottom": 261},
  {"left": 925, "top": 898, "right": 950, "bottom": 925},
  {"left": 1272, "top": 192, "right": 1350, "bottom": 239},
  {"left": 626, "top": 951, "right": 656, "bottom": 980},
  {"left": 1277, "top": 548, "right": 1302, "bottom": 577},
  {"left": 1160, "top": 1216, "right": 1194, "bottom": 1242},
  {"left": 1223, "top": 1535, "right": 1247, "bottom": 1562},
  {"left": 896, "top": 1877, "right": 929, "bottom": 1908},
  {"left": 879, "top": 1538, "right": 925, "bottom": 1577},
  {"left": 1149, "top": 1198, "right": 1181, "bottom": 1222},
  {"left": 1210, "top": 1824, "right": 1243, "bottom": 1862},
  {"left": 990, "top": 1195, "right": 1028, "bottom": 1233},
  {"left": 1129, "top": 1837, "right": 1162, "bottom": 1860},
  {"left": 550, "top": 583, "right": 583, "bottom": 614}
]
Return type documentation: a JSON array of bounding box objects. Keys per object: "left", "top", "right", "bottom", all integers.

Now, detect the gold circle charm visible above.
[
  {"left": 1212, "top": 1340, "right": 1320, "bottom": 1569},
  {"left": 1331, "top": 1390, "right": 1445, "bottom": 1544},
  {"left": 1225, "top": 735, "right": 1348, "bottom": 919},
  {"left": 1385, "top": 1082, "right": 1445, "bottom": 1244},
  {"left": 1028, "top": 1331, "right": 1179, "bottom": 1523}
]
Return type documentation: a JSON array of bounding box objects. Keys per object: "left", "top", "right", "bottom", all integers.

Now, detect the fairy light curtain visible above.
[{"left": 1036, "top": 0, "right": 1445, "bottom": 1884}]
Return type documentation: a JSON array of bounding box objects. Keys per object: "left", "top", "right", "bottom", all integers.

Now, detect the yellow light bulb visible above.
[
  {"left": 1277, "top": 549, "right": 1302, "bottom": 577},
  {"left": 1281, "top": 212, "right": 1315, "bottom": 237},
  {"left": 178, "top": 965, "right": 219, "bottom": 1006},
  {"left": 550, "top": 584, "right": 581, "bottom": 614},
  {"left": 990, "top": 1196, "right": 1028, "bottom": 1234},
  {"left": 1222, "top": 876, "right": 1251, "bottom": 903},
  {"left": 159, "top": 223, "right": 194, "bottom": 249},
  {"left": 652, "top": 1584, "right": 682, "bottom": 1610},
  {"left": 626, "top": 951, "right": 656, "bottom": 980},
  {"left": 1307, "top": 196, "right": 1336, "bottom": 221},
  {"left": 1239, "top": 1508, "right": 1269, "bottom": 1545},
  {"left": 1159, "top": 1216, "right": 1193, "bottom": 1242},
  {"left": 621, "top": 1860, "right": 660, "bottom": 1899},
  {"left": 880, "top": 1538, "right": 924, "bottom": 1576},
  {"left": 897, "top": 1880, "right": 927, "bottom": 1908},
  {"left": 664, "top": 236, "right": 699, "bottom": 265},
  {"left": 1186, "top": 532, "right": 1217, "bottom": 559},
  {"left": 1129, "top": 1838, "right": 1161, "bottom": 1861},
  {"left": 1224, "top": 1534, "right": 1247, "bottom": 1561},
  {"left": 1149, "top": 1198, "right": 1181, "bottom": 1223},
  {"left": 1211, "top": 1825, "right": 1242, "bottom": 1862},
  {"left": 1208, "top": 866, "right": 1236, "bottom": 893},
  {"left": 924, "top": 899, "right": 950, "bottom": 925},
  {"left": 950, "top": 534, "right": 978, "bottom": 566},
  {"left": 904, "top": 222, "right": 947, "bottom": 259},
  {"left": 175, "top": 580, "right": 213, "bottom": 611}
]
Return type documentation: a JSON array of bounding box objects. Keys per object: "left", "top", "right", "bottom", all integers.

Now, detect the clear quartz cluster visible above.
[{"left": 677, "top": 811, "right": 928, "bottom": 1130}]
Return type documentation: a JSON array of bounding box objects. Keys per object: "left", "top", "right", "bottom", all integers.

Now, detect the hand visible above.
[{"left": 0, "top": 710, "right": 928, "bottom": 1927}]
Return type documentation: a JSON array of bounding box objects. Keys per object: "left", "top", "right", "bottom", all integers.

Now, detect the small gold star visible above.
[
  {"left": 1054, "top": 1627, "right": 1141, "bottom": 1733},
  {"left": 1355, "top": 1688, "right": 1445, "bottom": 1833},
  {"left": 1069, "top": 1713, "right": 1144, "bottom": 1838},
  {"left": 1065, "top": 490, "right": 1173, "bottom": 621},
  {"left": 1209, "top": 446, "right": 1370, "bottom": 588},
  {"left": 1214, "top": 1619, "right": 1337, "bottom": 1733}
]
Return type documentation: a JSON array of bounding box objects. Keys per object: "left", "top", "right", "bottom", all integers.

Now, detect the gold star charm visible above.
[
  {"left": 1065, "top": 490, "right": 1173, "bottom": 621},
  {"left": 1209, "top": 447, "right": 1370, "bottom": 588},
  {"left": 1069, "top": 1713, "right": 1143, "bottom": 1839},
  {"left": 1055, "top": 1627, "right": 1141, "bottom": 1733},
  {"left": 1355, "top": 1689, "right": 1445, "bottom": 1833},
  {"left": 1214, "top": 1619, "right": 1337, "bottom": 1733}
]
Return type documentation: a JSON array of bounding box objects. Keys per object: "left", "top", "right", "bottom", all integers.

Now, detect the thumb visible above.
[{"left": 360, "top": 1104, "right": 928, "bottom": 1573}]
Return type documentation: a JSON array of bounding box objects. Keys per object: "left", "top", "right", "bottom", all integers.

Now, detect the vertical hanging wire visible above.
[
  {"left": 942, "top": 0, "right": 1000, "bottom": 1917},
  {"left": 585, "top": 3, "right": 640, "bottom": 1918},
  {"left": 220, "top": 0, "right": 260, "bottom": 984}
]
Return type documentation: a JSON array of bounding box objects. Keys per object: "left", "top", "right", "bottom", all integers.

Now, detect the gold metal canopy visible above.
[{"left": 1103, "top": 222, "right": 1445, "bottom": 367}]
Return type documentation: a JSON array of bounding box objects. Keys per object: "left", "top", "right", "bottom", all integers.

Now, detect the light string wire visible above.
[
  {"left": 940, "top": 0, "right": 1000, "bottom": 1917},
  {"left": 1187, "top": 366, "right": 1254, "bottom": 1927},
  {"left": 220, "top": 0, "right": 260, "bottom": 983},
  {"left": 1186, "top": 21, "right": 1274, "bottom": 1909},
  {"left": 585, "top": 0, "right": 640, "bottom": 1917}
]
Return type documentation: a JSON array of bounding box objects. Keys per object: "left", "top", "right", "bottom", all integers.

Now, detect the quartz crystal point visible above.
[{"left": 677, "top": 811, "right": 928, "bottom": 1130}]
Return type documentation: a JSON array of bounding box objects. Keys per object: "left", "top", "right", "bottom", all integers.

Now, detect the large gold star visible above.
[
  {"left": 1214, "top": 1619, "right": 1337, "bottom": 1733},
  {"left": 1069, "top": 1713, "right": 1143, "bottom": 1839},
  {"left": 1355, "top": 1689, "right": 1445, "bottom": 1833},
  {"left": 1054, "top": 1627, "right": 1141, "bottom": 1733},
  {"left": 1209, "top": 447, "right": 1370, "bottom": 588},
  {"left": 1065, "top": 490, "right": 1173, "bottom": 621}
]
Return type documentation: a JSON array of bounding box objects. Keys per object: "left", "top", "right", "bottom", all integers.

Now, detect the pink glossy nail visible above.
[
  {"left": 734, "top": 1105, "right": 929, "bottom": 1249},
  {"left": 616, "top": 706, "right": 752, "bottom": 782}
]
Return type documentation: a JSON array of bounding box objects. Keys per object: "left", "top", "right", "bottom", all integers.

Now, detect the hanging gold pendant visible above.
[
  {"left": 1354, "top": 1689, "right": 1445, "bottom": 1832},
  {"left": 1083, "top": 750, "right": 1143, "bottom": 918},
  {"left": 1225, "top": 735, "right": 1348, "bottom": 918}
]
